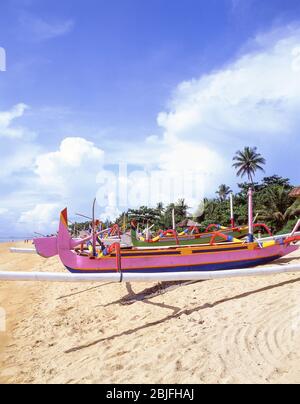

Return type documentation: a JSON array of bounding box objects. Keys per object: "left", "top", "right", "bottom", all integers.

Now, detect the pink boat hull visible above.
[
  {"left": 34, "top": 208, "right": 299, "bottom": 274},
  {"left": 59, "top": 243, "right": 297, "bottom": 273},
  {"left": 34, "top": 236, "right": 58, "bottom": 258}
]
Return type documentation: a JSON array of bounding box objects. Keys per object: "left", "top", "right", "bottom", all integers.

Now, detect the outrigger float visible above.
[{"left": 2, "top": 189, "right": 300, "bottom": 283}]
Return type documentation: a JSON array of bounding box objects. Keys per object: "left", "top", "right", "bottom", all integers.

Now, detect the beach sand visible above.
[{"left": 0, "top": 241, "right": 300, "bottom": 384}]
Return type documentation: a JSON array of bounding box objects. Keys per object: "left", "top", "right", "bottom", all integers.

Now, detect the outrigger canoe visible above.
[
  {"left": 130, "top": 223, "right": 250, "bottom": 248},
  {"left": 33, "top": 209, "right": 300, "bottom": 274},
  {"left": 129, "top": 189, "right": 272, "bottom": 248}
]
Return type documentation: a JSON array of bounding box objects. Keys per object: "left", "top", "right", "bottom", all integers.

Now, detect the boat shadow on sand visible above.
[
  {"left": 106, "top": 280, "right": 203, "bottom": 307},
  {"left": 65, "top": 275, "right": 300, "bottom": 354},
  {"left": 57, "top": 283, "right": 115, "bottom": 300},
  {"left": 274, "top": 256, "right": 300, "bottom": 265}
]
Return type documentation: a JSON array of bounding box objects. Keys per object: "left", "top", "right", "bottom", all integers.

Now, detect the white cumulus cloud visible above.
[
  {"left": 154, "top": 25, "right": 300, "bottom": 204},
  {"left": 0, "top": 103, "right": 35, "bottom": 139},
  {"left": 19, "top": 203, "right": 60, "bottom": 234},
  {"left": 3, "top": 24, "right": 300, "bottom": 234},
  {"left": 158, "top": 27, "right": 300, "bottom": 146},
  {"left": 0, "top": 104, "right": 40, "bottom": 182},
  {"left": 35, "top": 137, "right": 105, "bottom": 195},
  {"left": 19, "top": 12, "right": 74, "bottom": 41}
]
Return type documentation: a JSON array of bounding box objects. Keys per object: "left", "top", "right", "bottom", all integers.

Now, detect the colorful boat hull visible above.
[
  {"left": 45, "top": 209, "right": 298, "bottom": 274},
  {"left": 61, "top": 243, "right": 297, "bottom": 274}
]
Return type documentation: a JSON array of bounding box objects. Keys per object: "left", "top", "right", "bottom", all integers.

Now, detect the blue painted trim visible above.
[{"left": 247, "top": 234, "right": 254, "bottom": 242}]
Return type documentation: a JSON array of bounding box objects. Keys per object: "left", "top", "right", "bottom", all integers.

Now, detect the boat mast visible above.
[
  {"left": 122, "top": 213, "right": 126, "bottom": 233},
  {"left": 248, "top": 188, "right": 254, "bottom": 242},
  {"left": 172, "top": 208, "right": 176, "bottom": 230},
  {"left": 92, "top": 198, "right": 97, "bottom": 257},
  {"left": 230, "top": 193, "right": 235, "bottom": 228}
]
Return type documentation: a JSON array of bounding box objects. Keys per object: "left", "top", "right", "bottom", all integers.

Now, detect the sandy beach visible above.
[{"left": 0, "top": 241, "right": 300, "bottom": 384}]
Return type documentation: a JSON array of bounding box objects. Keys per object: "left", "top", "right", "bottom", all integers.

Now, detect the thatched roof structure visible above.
[
  {"left": 177, "top": 219, "right": 201, "bottom": 227},
  {"left": 289, "top": 187, "right": 300, "bottom": 198}
]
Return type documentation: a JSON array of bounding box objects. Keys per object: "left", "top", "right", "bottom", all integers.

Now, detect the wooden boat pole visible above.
[
  {"left": 230, "top": 193, "right": 235, "bottom": 228},
  {"left": 257, "top": 231, "right": 300, "bottom": 242},
  {"left": 1, "top": 264, "right": 300, "bottom": 283},
  {"left": 248, "top": 188, "right": 254, "bottom": 242},
  {"left": 291, "top": 219, "right": 300, "bottom": 237},
  {"left": 172, "top": 209, "right": 176, "bottom": 231},
  {"left": 75, "top": 212, "right": 93, "bottom": 220},
  {"left": 92, "top": 198, "right": 97, "bottom": 257}
]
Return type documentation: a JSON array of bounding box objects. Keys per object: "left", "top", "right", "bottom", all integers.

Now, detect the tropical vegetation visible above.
[{"left": 70, "top": 147, "right": 299, "bottom": 236}]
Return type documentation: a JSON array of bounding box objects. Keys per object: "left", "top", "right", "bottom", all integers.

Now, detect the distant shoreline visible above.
[{"left": 0, "top": 239, "right": 32, "bottom": 243}]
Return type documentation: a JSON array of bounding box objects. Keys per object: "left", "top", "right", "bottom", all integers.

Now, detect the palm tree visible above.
[
  {"left": 155, "top": 202, "right": 165, "bottom": 229},
  {"left": 161, "top": 200, "right": 189, "bottom": 229},
  {"left": 216, "top": 184, "right": 232, "bottom": 201},
  {"left": 156, "top": 202, "right": 164, "bottom": 215},
  {"left": 233, "top": 147, "right": 266, "bottom": 184},
  {"left": 127, "top": 206, "right": 160, "bottom": 225},
  {"left": 200, "top": 198, "right": 219, "bottom": 221},
  {"left": 258, "top": 186, "right": 300, "bottom": 231},
  {"left": 176, "top": 199, "right": 189, "bottom": 218}
]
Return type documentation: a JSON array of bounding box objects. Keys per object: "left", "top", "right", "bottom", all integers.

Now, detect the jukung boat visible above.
[
  {"left": 129, "top": 192, "right": 271, "bottom": 248},
  {"left": 33, "top": 207, "right": 300, "bottom": 274},
  {"left": 130, "top": 222, "right": 250, "bottom": 247},
  {"left": 5, "top": 189, "right": 300, "bottom": 283}
]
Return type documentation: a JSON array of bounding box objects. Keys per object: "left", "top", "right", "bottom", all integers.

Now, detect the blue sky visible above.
[{"left": 0, "top": 0, "right": 300, "bottom": 236}]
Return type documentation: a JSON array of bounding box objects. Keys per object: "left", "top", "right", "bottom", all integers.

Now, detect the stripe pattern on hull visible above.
[{"left": 66, "top": 255, "right": 281, "bottom": 274}]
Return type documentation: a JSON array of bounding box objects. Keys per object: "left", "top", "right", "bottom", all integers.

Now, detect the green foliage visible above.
[
  {"left": 71, "top": 160, "right": 298, "bottom": 236},
  {"left": 277, "top": 219, "right": 299, "bottom": 235},
  {"left": 260, "top": 175, "right": 291, "bottom": 190},
  {"left": 256, "top": 186, "right": 299, "bottom": 232},
  {"left": 69, "top": 221, "right": 91, "bottom": 236},
  {"left": 114, "top": 200, "right": 190, "bottom": 231},
  {"left": 114, "top": 176, "right": 298, "bottom": 234}
]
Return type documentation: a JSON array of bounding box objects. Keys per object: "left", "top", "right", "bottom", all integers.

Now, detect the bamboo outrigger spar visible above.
[{"left": 2, "top": 263, "right": 300, "bottom": 283}]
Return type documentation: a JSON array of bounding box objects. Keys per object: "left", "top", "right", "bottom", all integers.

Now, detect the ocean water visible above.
[{"left": 0, "top": 237, "right": 31, "bottom": 242}]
